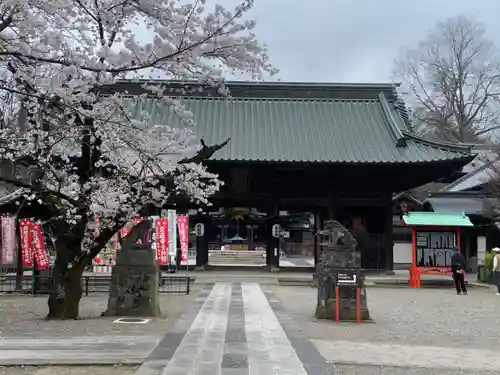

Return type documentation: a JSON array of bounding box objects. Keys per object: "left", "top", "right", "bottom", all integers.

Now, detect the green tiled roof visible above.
[
  {"left": 123, "top": 82, "right": 472, "bottom": 164},
  {"left": 402, "top": 212, "right": 473, "bottom": 227}
]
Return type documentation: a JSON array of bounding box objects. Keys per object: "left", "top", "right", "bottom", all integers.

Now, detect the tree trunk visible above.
[{"left": 47, "top": 257, "right": 85, "bottom": 320}]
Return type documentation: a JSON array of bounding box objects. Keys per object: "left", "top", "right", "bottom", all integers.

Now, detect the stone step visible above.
[
  {"left": 210, "top": 253, "right": 265, "bottom": 258},
  {"left": 209, "top": 251, "right": 265, "bottom": 257},
  {"left": 209, "top": 258, "right": 266, "bottom": 265}
]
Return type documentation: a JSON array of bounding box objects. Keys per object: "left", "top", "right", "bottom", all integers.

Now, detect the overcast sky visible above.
[{"left": 217, "top": 0, "right": 500, "bottom": 83}]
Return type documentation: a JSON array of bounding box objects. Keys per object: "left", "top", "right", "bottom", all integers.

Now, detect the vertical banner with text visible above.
[
  {"left": 1, "top": 216, "right": 16, "bottom": 265},
  {"left": 154, "top": 218, "right": 169, "bottom": 265},
  {"left": 19, "top": 219, "right": 34, "bottom": 267},
  {"left": 167, "top": 210, "right": 177, "bottom": 264},
  {"left": 177, "top": 215, "right": 189, "bottom": 262},
  {"left": 32, "top": 224, "right": 50, "bottom": 270}
]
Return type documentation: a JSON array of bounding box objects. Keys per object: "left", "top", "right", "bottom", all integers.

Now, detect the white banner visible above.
[
  {"left": 167, "top": 209, "right": 177, "bottom": 264},
  {"left": 1, "top": 216, "right": 16, "bottom": 265}
]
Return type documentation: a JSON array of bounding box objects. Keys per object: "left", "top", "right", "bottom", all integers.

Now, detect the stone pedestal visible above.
[
  {"left": 102, "top": 243, "right": 161, "bottom": 317},
  {"left": 315, "top": 221, "right": 370, "bottom": 322}
]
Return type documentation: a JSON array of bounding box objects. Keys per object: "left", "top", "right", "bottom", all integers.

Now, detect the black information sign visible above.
[{"left": 335, "top": 270, "right": 360, "bottom": 287}]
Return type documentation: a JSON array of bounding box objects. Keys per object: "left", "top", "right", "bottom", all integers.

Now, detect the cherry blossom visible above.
[{"left": 0, "top": 0, "right": 275, "bottom": 265}]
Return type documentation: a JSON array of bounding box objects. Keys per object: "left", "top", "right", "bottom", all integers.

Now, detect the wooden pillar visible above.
[
  {"left": 196, "top": 215, "right": 209, "bottom": 267},
  {"left": 328, "top": 192, "right": 337, "bottom": 220},
  {"left": 266, "top": 200, "right": 279, "bottom": 268},
  {"left": 313, "top": 212, "right": 321, "bottom": 267},
  {"left": 384, "top": 195, "right": 394, "bottom": 271}
]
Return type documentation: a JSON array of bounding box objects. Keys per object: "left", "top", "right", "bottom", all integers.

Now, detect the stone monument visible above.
[
  {"left": 102, "top": 220, "right": 161, "bottom": 317},
  {"left": 315, "top": 220, "right": 370, "bottom": 321}
]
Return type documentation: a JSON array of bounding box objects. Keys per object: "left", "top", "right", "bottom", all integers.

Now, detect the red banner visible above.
[
  {"left": 19, "top": 219, "right": 34, "bottom": 267},
  {"left": 177, "top": 215, "right": 189, "bottom": 262},
  {"left": 32, "top": 224, "right": 50, "bottom": 270},
  {"left": 154, "top": 218, "right": 168, "bottom": 265},
  {"left": 119, "top": 225, "right": 132, "bottom": 239},
  {"left": 1, "top": 216, "right": 16, "bottom": 265}
]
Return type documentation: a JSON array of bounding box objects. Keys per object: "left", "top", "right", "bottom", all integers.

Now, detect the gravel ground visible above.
[
  {"left": 0, "top": 287, "right": 201, "bottom": 338},
  {"left": 334, "top": 364, "right": 499, "bottom": 375},
  {"left": 0, "top": 366, "right": 136, "bottom": 375},
  {"left": 272, "top": 286, "right": 500, "bottom": 350}
]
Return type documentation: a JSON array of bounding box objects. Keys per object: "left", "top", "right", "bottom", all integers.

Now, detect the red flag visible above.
[
  {"left": 177, "top": 216, "right": 189, "bottom": 262},
  {"left": 32, "top": 224, "right": 50, "bottom": 270},
  {"left": 1, "top": 216, "right": 16, "bottom": 265},
  {"left": 19, "top": 219, "right": 34, "bottom": 267},
  {"left": 154, "top": 218, "right": 169, "bottom": 265}
]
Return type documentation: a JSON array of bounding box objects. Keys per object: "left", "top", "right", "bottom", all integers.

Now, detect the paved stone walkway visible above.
[
  {"left": 136, "top": 282, "right": 333, "bottom": 375},
  {"left": 313, "top": 339, "right": 500, "bottom": 371},
  {"left": 0, "top": 336, "right": 158, "bottom": 365}
]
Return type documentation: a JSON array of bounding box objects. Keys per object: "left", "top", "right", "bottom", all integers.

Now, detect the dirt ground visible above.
[
  {"left": 0, "top": 286, "right": 201, "bottom": 338},
  {"left": 272, "top": 285, "right": 500, "bottom": 350}
]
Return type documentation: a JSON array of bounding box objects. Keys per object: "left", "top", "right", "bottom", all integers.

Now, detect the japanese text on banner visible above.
[
  {"left": 19, "top": 219, "right": 34, "bottom": 267},
  {"left": 154, "top": 218, "right": 169, "bottom": 265},
  {"left": 1, "top": 216, "right": 16, "bottom": 265},
  {"left": 177, "top": 216, "right": 189, "bottom": 262},
  {"left": 32, "top": 224, "right": 50, "bottom": 270}
]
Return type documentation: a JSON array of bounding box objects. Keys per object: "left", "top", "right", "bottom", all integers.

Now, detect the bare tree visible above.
[{"left": 394, "top": 15, "right": 500, "bottom": 143}]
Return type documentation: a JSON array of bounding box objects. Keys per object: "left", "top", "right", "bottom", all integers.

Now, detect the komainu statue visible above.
[
  {"left": 102, "top": 219, "right": 161, "bottom": 317},
  {"left": 315, "top": 220, "right": 370, "bottom": 321}
]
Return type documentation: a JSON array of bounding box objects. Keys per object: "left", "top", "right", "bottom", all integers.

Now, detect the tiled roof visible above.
[{"left": 121, "top": 81, "right": 473, "bottom": 164}]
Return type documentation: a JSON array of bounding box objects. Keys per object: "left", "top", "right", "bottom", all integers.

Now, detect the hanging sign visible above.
[
  {"left": 177, "top": 215, "right": 189, "bottom": 262},
  {"left": 154, "top": 218, "right": 169, "bottom": 265},
  {"left": 19, "top": 219, "right": 34, "bottom": 267},
  {"left": 194, "top": 223, "right": 204, "bottom": 237},
  {"left": 1, "top": 216, "right": 16, "bottom": 265},
  {"left": 32, "top": 224, "right": 50, "bottom": 270}
]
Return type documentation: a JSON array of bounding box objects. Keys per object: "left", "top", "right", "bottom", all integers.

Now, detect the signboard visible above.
[
  {"left": 415, "top": 230, "right": 456, "bottom": 268},
  {"left": 194, "top": 223, "right": 204, "bottom": 237},
  {"left": 335, "top": 270, "right": 359, "bottom": 287}
]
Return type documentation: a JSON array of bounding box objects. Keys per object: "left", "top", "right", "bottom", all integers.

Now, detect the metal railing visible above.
[{"left": 0, "top": 274, "right": 191, "bottom": 296}]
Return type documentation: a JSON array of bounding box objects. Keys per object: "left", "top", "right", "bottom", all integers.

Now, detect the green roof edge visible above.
[{"left": 402, "top": 211, "right": 473, "bottom": 227}]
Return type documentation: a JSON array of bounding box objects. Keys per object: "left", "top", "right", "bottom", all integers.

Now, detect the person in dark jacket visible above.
[{"left": 450, "top": 247, "right": 467, "bottom": 295}]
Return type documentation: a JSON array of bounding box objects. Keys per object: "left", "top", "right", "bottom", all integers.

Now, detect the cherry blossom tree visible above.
[{"left": 0, "top": 0, "right": 274, "bottom": 319}]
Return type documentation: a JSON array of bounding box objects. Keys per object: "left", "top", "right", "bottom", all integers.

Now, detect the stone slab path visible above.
[
  {"left": 136, "top": 282, "right": 333, "bottom": 375},
  {"left": 313, "top": 339, "right": 500, "bottom": 372},
  {"left": 0, "top": 336, "right": 159, "bottom": 365}
]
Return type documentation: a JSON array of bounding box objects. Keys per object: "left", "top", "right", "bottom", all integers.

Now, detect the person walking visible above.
[
  {"left": 492, "top": 247, "right": 500, "bottom": 295},
  {"left": 451, "top": 247, "right": 467, "bottom": 295}
]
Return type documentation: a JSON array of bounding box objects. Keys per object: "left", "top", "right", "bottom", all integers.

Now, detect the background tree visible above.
[
  {"left": 393, "top": 15, "right": 500, "bottom": 143},
  {"left": 0, "top": 0, "right": 275, "bottom": 319}
]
